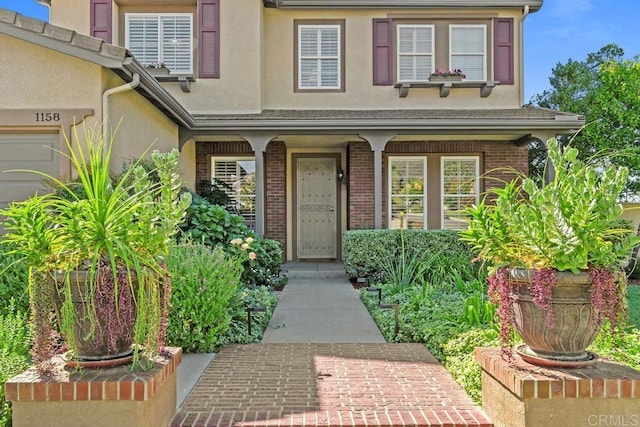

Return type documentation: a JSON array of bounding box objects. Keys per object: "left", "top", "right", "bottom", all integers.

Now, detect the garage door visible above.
[{"left": 0, "top": 133, "right": 60, "bottom": 211}]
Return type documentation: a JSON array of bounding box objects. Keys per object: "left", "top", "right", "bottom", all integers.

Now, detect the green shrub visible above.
[
  {"left": 240, "top": 237, "right": 286, "bottom": 289},
  {"left": 442, "top": 328, "right": 500, "bottom": 403},
  {"left": 0, "top": 243, "right": 29, "bottom": 315},
  {"left": 165, "top": 243, "right": 242, "bottom": 352},
  {"left": 180, "top": 197, "right": 285, "bottom": 288},
  {"left": 0, "top": 305, "right": 32, "bottom": 427},
  {"left": 343, "top": 230, "right": 398, "bottom": 280},
  {"left": 627, "top": 286, "right": 640, "bottom": 330},
  {"left": 343, "top": 229, "right": 474, "bottom": 280},
  {"left": 180, "top": 197, "right": 249, "bottom": 247},
  {"left": 221, "top": 286, "right": 278, "bottom": 345}
]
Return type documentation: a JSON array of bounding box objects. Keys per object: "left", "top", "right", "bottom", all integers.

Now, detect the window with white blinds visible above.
[
  {"left": 126, "top": 14, "right": 193, "bottom": 74},
  {"left": 212, "top": 158, "right": 256, "bottom": 229},
  {"left": 397, "top": 25, "right": 434, "bottom": 82},
  {"left": 297, "top": 24, "right": 341, "bottom": 89},
  {"left": 441, "top": 157, "right": 479, "bottom": 230},
  {"left": 388, "top": 157, "right": 427, "bottom": 230},
  {"left": 449, "top": 25, "right": 486, "bottom": 81}
]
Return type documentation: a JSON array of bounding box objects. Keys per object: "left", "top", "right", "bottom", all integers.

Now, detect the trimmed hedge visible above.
[{"left": 343, "top": 229, "right": 472, "bottom": 279}]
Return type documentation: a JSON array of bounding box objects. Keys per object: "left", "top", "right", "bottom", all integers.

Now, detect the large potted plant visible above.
[
  {"left": 460, "top": 138, "right": 639, "bottom": 367},
  {"left": 0, "top": 127, "right": 191, "bottom": 370}
]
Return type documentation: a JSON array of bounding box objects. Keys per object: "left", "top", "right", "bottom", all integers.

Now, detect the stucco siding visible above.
[
  {"left": 163, "top": 0, "right": 264, "bottom": 113},
  {"left": 49, "top": 0, "right": 90, "bottom": 34},
  {"left": 261, "top": 8, "right": 522, "bottom": 111},
  {"left": 0, "top": 35, "right": 102, "bottom": 110},
  {"left": 103, "top": 70, "right": 180, "bottom": 170}
]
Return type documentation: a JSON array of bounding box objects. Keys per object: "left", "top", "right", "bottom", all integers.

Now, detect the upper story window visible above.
[
  {"left": 397, "top": 25, "right": 434, "bottom": 83},
  {"left": 126, "top": 13, "right": 193, "bottom": 74},
  {"left": 295, "top": 21, "right": 345, "bottom": 91},
  {"left": 449, "top": 25, "right": 487, "bottom": 81}
]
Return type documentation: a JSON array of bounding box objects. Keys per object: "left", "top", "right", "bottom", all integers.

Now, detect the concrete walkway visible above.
[
  {"left": 262, "top": 278, "right": 386, "bottom": 343},
  {"left": 172, "top": 263, "right": 492, "bottom": 426}
]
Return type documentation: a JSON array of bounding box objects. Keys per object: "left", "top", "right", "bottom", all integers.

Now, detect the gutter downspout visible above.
[
  {"left": 102, "top": 73, "right": 140, "bottom": 142},
  {"left": 520, "top": 5, "right": 530, "bottom": 106}
]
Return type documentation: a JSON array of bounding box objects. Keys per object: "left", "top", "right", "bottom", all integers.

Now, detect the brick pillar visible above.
[
  {"left": 476, "top": 347, "right": 640, "bottom": 427},
  {"left": 6, "top": 348, "right": 182, "bottom": 427},
  {"left": 265, "top": 141, "right": 286, "bottom": 249},
  {"left": 348, "top": 142, "right": 374, "bottom": 229}
]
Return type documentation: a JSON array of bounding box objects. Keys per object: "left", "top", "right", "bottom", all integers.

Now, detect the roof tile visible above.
[
  {"left": 100, "top": 43, "right": 127, "bottom": 62},
  {"left": 16, "top": 14, "right": 45, "bottom": 33},
  {"left": 0, "top": 9, "right": 17, "bottom": 25},
  {"left": 70, "top": 33, "right": 103, "bottom": 53},
  {"left": 43, "top": 24, "right": 74, "bottom": 43}
]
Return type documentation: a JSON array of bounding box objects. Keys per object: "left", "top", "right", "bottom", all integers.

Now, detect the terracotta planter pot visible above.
[
  {"left": 509, "top": 269, "right": 600, "bottom": 364},
  {"left": 55, "top": 270, "right": 137, "bottom": 362}
]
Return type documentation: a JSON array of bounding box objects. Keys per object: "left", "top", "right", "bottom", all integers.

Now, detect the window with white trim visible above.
[
  {"left": 449, "top": 24, "right": 486, "bottom": 81},
  {"left": 211, "top": 158, "right": 256, "bottom": 229},
  {"left": 397, "top": 24, "right": 434, "bottom": 82},
  {"left": 126, "top": 13, "right": 193, "bottom": 74},
  {"left": 388, "top": 157, "right": 427, "bottom": 229},
  {"left": 297, "top": 24, "right": 341, "bottom": 90},
  {"left": 441, "top": 157, "right": 479, "bottom": 230}
]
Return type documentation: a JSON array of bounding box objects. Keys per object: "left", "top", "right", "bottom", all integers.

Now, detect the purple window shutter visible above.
[
  {"left": 494, "top": 18, "right": 514, "bottom": 85},
  {"left": 198, "top": 0, "right": 220, "bottom": 78},
  {"left": 90, "top": 0, "right": 112, "bottom": 43},
  {"left": 372, "top": 18, "right": 393, "bottom": 86}
]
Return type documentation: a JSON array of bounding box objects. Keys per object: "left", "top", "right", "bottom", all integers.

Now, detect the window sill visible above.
[
  {"left": 393, "top": 81, "right": 498, "bottom": 98},
  {"left": 153, "top": 75, "right": 196, "bottom": 93}
]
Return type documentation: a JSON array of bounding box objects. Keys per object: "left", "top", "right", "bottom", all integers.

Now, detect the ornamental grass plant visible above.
[{"left": 0, "top": 126, "right": 191, "bottom": 371}]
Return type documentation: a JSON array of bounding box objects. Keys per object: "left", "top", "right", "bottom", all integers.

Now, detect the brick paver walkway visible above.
[{"left": 172, "top": 343, "right": 492, "bottom": 427}]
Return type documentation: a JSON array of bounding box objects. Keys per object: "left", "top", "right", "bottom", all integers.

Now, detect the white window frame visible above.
[
  {"left": 449, "top": 24, "right": 487, "bottom": 82},
  {"left": 211, "top": 157, "right": 256, "bottom": 229},
  {"left": 440, "top": 156, "right": 480, "bottom": 230},
  {"left": 396, "top": 24, "right": 435, "bottom": 83},
  {"left": 125, "top": 13, "right": 193, "bottom": 74},
  {"left": 388, "top": 156, "right": 428, "bottom": 230},
  {"left": 297, "top": 24, "right": 342, "bottom": 90}
]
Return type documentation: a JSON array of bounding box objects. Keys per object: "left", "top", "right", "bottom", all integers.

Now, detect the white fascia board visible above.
[{"left": 271, "top": 0, "right": 542, "bottom": 11}]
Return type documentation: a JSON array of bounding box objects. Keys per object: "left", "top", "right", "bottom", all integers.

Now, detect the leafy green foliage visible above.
[
  {"left": 197, "top": 179, "right": 234, "bottom": 209},
  {"left": 181, "top": 197, "right": 249, "bottom": 247},
  {"left": 461, "top": 138, "right": 640, "bottom": 273},
  {"left": 220, "top": 286, "right": 278, "bottom": 345},
  {"left": 0, "top": 126, "right": 191, "bottom": 368},
  {"left": 343, "top": 229, "right": 469, "bottom": 280},
  {"left": 0, "top": 243, "right": 29, "bottom": 315},
  {"left": 530, "top": 44, "right": 640, "bottom": 197},
  {"left": 180, "top": 196, "right": 285, "bottom": 288},
  {"left": 442, "top": 328, "right": 499, "bottom": 403},
  {"left": 165, "top": 243, "right": 241, "bottom": 352},
  {"left": 627, "top": 286, "right": 640, "bottom": 331},
  {"left": 0, "top": 305, "right": 31, "bottom": 427}
]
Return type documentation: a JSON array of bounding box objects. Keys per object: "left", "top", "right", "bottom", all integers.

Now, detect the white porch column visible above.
[
  {"left": 359, "top": 132, "right": 395, "bottom": 229},
  {"left": 240, "top": 133, "right": 276, "bottom": 237}
]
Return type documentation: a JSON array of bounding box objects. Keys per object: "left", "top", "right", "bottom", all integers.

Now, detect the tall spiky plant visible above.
[{"left": 1, "top": 125, "right": 191, "bottom": 369}]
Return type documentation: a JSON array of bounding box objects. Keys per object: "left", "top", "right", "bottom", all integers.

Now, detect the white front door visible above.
[{"left": 296, "top": 157, "right": 338, "bottom": 259}]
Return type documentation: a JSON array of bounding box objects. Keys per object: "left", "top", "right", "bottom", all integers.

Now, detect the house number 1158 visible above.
[{"left": 35, "top": 112, "right": 60, "bottom": 122}]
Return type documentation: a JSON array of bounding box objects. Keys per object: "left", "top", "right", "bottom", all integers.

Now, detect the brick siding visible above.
[
  {"left": 265, "top": 141, "right": 287, "bottom": 248},
  {"left": 347, "top": 142, "right": 375, "bottom": 229}
]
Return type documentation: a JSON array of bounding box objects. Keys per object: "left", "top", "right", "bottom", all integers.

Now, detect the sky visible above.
[{"left": 1, "top": 0, "right": 639, "bottom": 103}]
